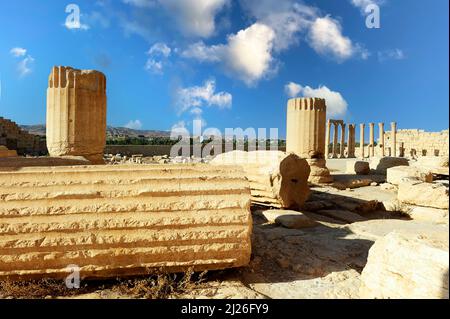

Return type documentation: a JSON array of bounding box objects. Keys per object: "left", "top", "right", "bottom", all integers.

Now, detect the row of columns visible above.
[
  {"left": 326, "top": 120, "right": 398, "bottom": 159},
  {"left": 359, "top": 122, "right": 397, "bottom": 158}
]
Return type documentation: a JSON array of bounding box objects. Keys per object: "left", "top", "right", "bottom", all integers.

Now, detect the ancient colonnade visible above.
[{"left": 325, "top": 120, "right": 398, "bottom": 159}]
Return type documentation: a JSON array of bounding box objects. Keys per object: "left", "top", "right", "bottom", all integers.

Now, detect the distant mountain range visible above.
[{"left": 20, "top": 125, "right": 171, "bottom": 138}]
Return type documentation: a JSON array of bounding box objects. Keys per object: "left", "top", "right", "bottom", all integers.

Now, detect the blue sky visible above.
[{"left": 0, "top": 0, "right": 448, "bottom": 137}]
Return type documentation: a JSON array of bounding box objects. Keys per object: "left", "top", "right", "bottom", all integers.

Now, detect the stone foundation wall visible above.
[{"left": 385, "top": 129, "right": 449, "bottom": 157}]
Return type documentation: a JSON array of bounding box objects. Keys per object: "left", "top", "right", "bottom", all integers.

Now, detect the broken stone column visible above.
[
  {"left": 211, "top": 150, "right": 310, "bottom": 209},
  {"left": 325, "top": 120, "right": 331, "bottom": 159},
  {"left": 0, "top": 164, "right": 252, "bottom": 280},
  {"left": 46, "top": 66, "right": 107, "bottom": 164},
  {"left": 286, "top": 97, "right": 332, "bottom": 184},
  {"left": 360, "top": 123, "right": 365, "bottom": 159},
  {"left": 391, "top": 122, "right": 397, "bottom": 157},
  {"left": 347, "top": 124, "right": 356, "bottom": 158},
  {"left": 379, "top": 122, "right": 385, "bottom": 157},
  {"left": 340, "top": 123, "right": 346, "bottom": 158},
  {"left": 369, "top": 123, "right": 375, "bottom": 157}
]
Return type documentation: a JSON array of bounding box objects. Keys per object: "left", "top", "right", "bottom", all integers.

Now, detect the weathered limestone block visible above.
[
  {"left": 0, "top": 156, "right": 91, "bottom": 169},
  {"left": 369, "top": 156, "right": 409, "bottom": 175},
  {"left": 387, "top": 166, "right": 433, "bottom": 186},
  {"left": 407, "top": 206, "right": 449, "bottom": 224},
  {"left": 410, "top": 156, "right": 449, "bottom": 176},
  {"left": 258, "top": 209, "right": 318, "bottom": 229},
  {"left": 46, "top": 66, "right": 107, "bottom": 164},
  {"left": 398, "top": 178, "right": 449, "bottom": 209},
  {"left": 360, "top": 231, "right": 449, "bottom": 299},
  {"left": 0, "top": 146, "right": 17, "bottom": 158},
  {"left": 345, "top": 160, "right": 370, "bottom": 175},
  {"left": 307, "top": 159, "right": 333, "bottom": 184},
  {"left": 0, "top": 164, "right": 252, "bottom": 280},
  {"left": 211, "top": 150, "right": 310, "bottom": 209}
]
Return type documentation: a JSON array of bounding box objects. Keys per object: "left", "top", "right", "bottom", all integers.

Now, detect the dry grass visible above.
[
  {"left": 112, "top": 268, "right": 209, "bottom": 299},
  {"left": 0, "top": 278, "right": 88, "bottom": 299},
  {"left": 0, "top": 268, "right": 209, "bottom": 299}
]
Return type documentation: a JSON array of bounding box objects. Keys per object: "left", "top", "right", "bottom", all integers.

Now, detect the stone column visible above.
[
  {"left": 332, "top": 123, "right": 339, "bottom": 158},
  {"left": 369, "top": 123, "right": 375, "bottom": 157},
  {"left": 325, "top": 120, "right": 331, "bottom": 159},
  {"left": 360, "top": 123, "right": 365, "bottom": 159},
  {"left": 378, "top": 122, "right": 385, "bottom": 157},
  {"left": 46, "top": 66, "right": 107, "bottom": 164},
  {"left": 391, "top": 122, "right": 397, "bottom": 157},
  {"left": 347, "top": 124, "right": 356, "bottom": 158},
  {"left": 286, "top": 97, "right": 332, "bottom": 184},
  {"left": 340, "top": 123, "right": 346, "bottom": 158}
]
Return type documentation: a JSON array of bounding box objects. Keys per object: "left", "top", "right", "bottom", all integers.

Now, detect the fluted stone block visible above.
[
  {"left": 0, "top": 164, "right": 252, "bottom": 280},
  {"left": 286, "top": 98, "right": 327, "bottom": 159},
  {"left": 46, "top": 66, "right": 106, "bottom": 163},
  {"left": 286, "top": 98, "right": 332, "bottom": 183},
  {"left": 211, "top": 150, "right": 310, "bottom": 209}
]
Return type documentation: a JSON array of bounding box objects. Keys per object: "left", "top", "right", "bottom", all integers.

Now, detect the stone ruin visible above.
[
  {"left": 0, "top": 117, "right": 46, "bottom": 155},
  {"left": 0, "top": 66, "right": 448, "bottom": 299},
  {"left": 46, "top": 66, "right": 107, "bottom": 164}
]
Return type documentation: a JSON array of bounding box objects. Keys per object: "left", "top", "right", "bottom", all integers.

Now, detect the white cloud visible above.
[
  {"left": 171, "top": 120, "right": 187, "bottom": 131},
  {"left": 284, "top": 82, "right": 302, "bottom": 98},
  {"left": 224, "top": 23, "right": 276, "bottom": 85},
  {"left": 182, "top": 23, "right": 276, "bottom": 86},
  {"left": 378, "top": 49, "right": 405, "bottom": 62},
  {"left": 350, "top": 0, "right": 384, "bottom": 13},
  {"left": 286, "top": 82, "right": 348, "bottom": 117},
  {"left": 148, "top": 42, "right": 171, "bottom": 57},
  {"left": 183, "top": 2, "right": 365, "bottom": 85},
  {"left": 175, "top": 79, "right": 232, "bottom": 115},
  {"left": 10, "top": 47, "right": 27, "bottom": 57},
  {"left": 10, "top": 47, "right": 34, "bottom": 77},
  {"left": 145, "top": 42, "right": 172, "bottom": 74},
  {"left": 145, "top": 59, "right": 164, "bottom": 74},
  {"left": 239, "top": 0, "right": 316, "bottom": 52},
  {"left": 181, "top": 42, "right": 222, "bottom": 62},
  {"left": 308, "top": 16, "right": 355, "bottom": 61},
  {"left": 124, "top": 120, "right": 143, "bottom": 130}
]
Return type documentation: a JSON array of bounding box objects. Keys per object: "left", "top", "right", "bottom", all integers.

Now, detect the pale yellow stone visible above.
[
  {"left": 360, "top": 230, "right": 449, "bottom": 299},
  {"left": 286, "top": 98, "right": 332, "bottom": 183},
  {"left": 46, "top": 66, "right": 107, "bottom": 164},
  {"left": 0, "top": 164, "right": 252, "bottom": 280},
  {"left": 211, "top": 150, "right": 310, "bottom": 209}
]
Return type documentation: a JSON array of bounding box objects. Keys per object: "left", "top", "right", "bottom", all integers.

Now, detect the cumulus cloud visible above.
[
  {"left": 308, "top": 16, "right": 356, "bottom": 61},
  {"left": 148, "top": 42, "right": 171, "bottom": 57},
  {"left": 284, "top": 82, "right": 302, "bottom": 98},
  {"left": 10, "top": 47, "right": 27, "bottom": 57},
  {"left": 182, "top": 23, "right": 276, "bottom": 86},
  {"left": 285, "top": 82, "right": 348, "bottom": 117},
  {"left": 239, "top": 0, "right": 316, "bottom": 52},
  {"left": 145, "top": 42, "right": 172, "bottom": 74},
  {"left": 124, "top": 120, "right": 143, "bottom": 130},
  {"left": 183, "top": 1, "right": 364, "bottom": 85},
  {"left": 175, "top": 79, "right": 232, "bottom": 116},
  {"left": 378, "top": 49, "right": 405, "bottom": 62}
]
